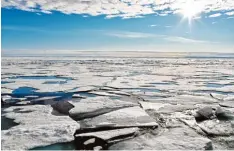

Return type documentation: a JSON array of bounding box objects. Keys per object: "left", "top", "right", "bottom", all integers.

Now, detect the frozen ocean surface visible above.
[{"left": 1, "top": 55, "right": 234, "bottom": 150}]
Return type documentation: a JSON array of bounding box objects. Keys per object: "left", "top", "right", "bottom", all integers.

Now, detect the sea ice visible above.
[
  {"left": 1, "top": 105, "right": 79, "bottom": 150},
  {"left": 69, "top": 97, "right": 138, "bottom": 121}
]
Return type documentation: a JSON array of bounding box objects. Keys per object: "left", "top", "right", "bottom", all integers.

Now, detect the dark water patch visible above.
[
  {"left": 12, "top": 87, "right": 37, "bottom": 97},
  {"left": 6, "top": 87, "right": 74, "bottom": 105},
  {"left": 30, "top": 141, "right": 76, "bottom": 150},
  {"left": 1, "top": 81, "right": 14, "bottom": 84},
  {"left": 11, "top": 87, "right": 73, "bottom": 98},
  {"left": 1, "top": 116, "right": 19, "bottom": 130},
  {"left": 43, "top": 81, "right": 67, "bottom": 84}
]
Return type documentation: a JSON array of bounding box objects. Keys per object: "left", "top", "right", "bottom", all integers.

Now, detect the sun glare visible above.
[{"left": 180, "top": 0, "right": 203, "bottom": 25}]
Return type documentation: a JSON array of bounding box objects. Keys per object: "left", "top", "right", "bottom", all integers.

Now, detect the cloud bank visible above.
[{"left": 2, "top": 0, "right": 234, "bottom": 19}]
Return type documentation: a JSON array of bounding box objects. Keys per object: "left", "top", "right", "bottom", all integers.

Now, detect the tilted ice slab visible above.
[
  {"left": 109, "top": 126, "right": 212, "bottom": 150},
  {"left": 157, "top": 95, "right": 218, "bottom": 105},
  {"left": 69, "top": 97, "right": 138, "bottom": 121},
  {"left": 1, "top": 105, "right": 79, "bottom": 150},
  {"left": 139, "top": 101, "right": 170, "bottom": 111},
  {"left": 89, "top": 91, "right": 120, "bottom": 97},
  {"left": 75, "top": 127, "right": 139, "bottom": 141},
  {"left": 139, "top": 101, "right": 197, "bottom": 114},
  {"left": 198, "top": 120, "right": 234, "bottom": 136},
  {"left": 79, "top": 106, "right": 158, "bottom": 129}
]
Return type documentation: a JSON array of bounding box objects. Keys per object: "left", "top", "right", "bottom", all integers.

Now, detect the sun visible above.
[{"left": 180, "top": 0, "right": 203, "bottom": 25}]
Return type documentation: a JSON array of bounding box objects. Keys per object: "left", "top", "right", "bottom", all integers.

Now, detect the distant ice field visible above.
[{"left": 2, "top": 56, "right": 234, "bottom": 99}]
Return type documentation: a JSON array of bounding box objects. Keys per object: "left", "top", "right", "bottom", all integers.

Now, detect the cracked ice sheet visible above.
[
  {"left": 1, "top": 105, "right": 79, "bottom": 150},
  {"left": 2, "top": 57, "right": 234, "bottom": 97},
  {"left": 107, "top": 75, "right": 174, "bottom": 89},
  {"left": 150, "top": 82, "right": 234, "bottom": 93},
  {"left": 2, "top": 78, "right": 110, "bottom": 93}
]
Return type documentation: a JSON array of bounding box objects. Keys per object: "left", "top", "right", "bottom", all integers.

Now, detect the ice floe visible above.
[
  {"left": 79, "top": 106, "right": 158, "bottom": 129},
  {"left": 1, "top": 105, "right": 79, "bottom": 150},
  {"left": 69, "top": 97, "right": 138, "bottom": 121}
]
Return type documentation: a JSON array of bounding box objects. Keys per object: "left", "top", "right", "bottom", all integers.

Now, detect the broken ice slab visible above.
[
  {"left": 158, "top": 95, "right": 218, "bottom": 105},
  {"left": 198, "top": 120, "right": 234, "bottom": 136},
  {"left": 89, "top": 91, "right": 120, "bottom": 97},
  {"left": 219, "top": 101, "right": 234, "bottom": 108},
  {"left": 69, "top": 97, "right": 138, "bottom": 121},
  {"left": 74, "top": 128, "right": 139, "bottom": 150},
  {"left": 79, "top": 106, "right": 158, "bottom": 129},
  {"left": 1, "top": 105, "right": 79, "bottom": 150},
  {"left": 109, "top": 126, "right": 212, "bottom": 150},
  {"left": 75, "top": 127, "right": 139, "bottom": 142},
  {"left": 51, "top": 101, "right": 75, "bottom": 115}
]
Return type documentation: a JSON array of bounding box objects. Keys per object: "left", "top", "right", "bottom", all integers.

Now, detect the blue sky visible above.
[{"left": 1, "top": 0, "right": 234, "bottom": 55}]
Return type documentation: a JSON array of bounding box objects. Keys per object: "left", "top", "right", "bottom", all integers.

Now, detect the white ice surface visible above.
[
  {"left": 1, "top": 105, "right": 79, "bottom": 150},
  {"left": 80, "top": 106, "right": 158, "bottom": 128},
  {"left": 75, "top": 127, "right": 139, "bottom": 141},
  {"left": 69, "top": 96, "right": 138, "bottom": 120}
]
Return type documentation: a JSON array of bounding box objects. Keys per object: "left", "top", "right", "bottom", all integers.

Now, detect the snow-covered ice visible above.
[
  {"left": 1, "top": 105, "right": 79, "bottom": 150},
  {"left": 1, "top": 56, "right": 234, "bottom": 150}
]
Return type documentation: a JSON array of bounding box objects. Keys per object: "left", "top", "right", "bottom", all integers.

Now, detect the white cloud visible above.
[
  {"left": 1, "top": 26, "right": 48, "bottom": 32},
  {"left": 2, "top": 0, "right": 234, "bottom": 19},
  {"left": 226, "top": 11, "right": 234, "bottom": 16},
  {"left": 165, "top": 25, "right": 172, "bottom": 28},
  {"left": 105, "top": 31, "right": 210, "bottom": 45},
  {"left": 149, "top": 24, "right": 158, "bottom": 27},
  {"left": 164, "top": 36, "right": 209, "bottom": 44},
  {"left": 106, "top": 31, "right": 158, "bottom": 38},
  {"left": 209, "top": 13, "right": 222, "bottom": 18},
  {"left": 158, "top": 13, "right": 168, "bottom": 16}
]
